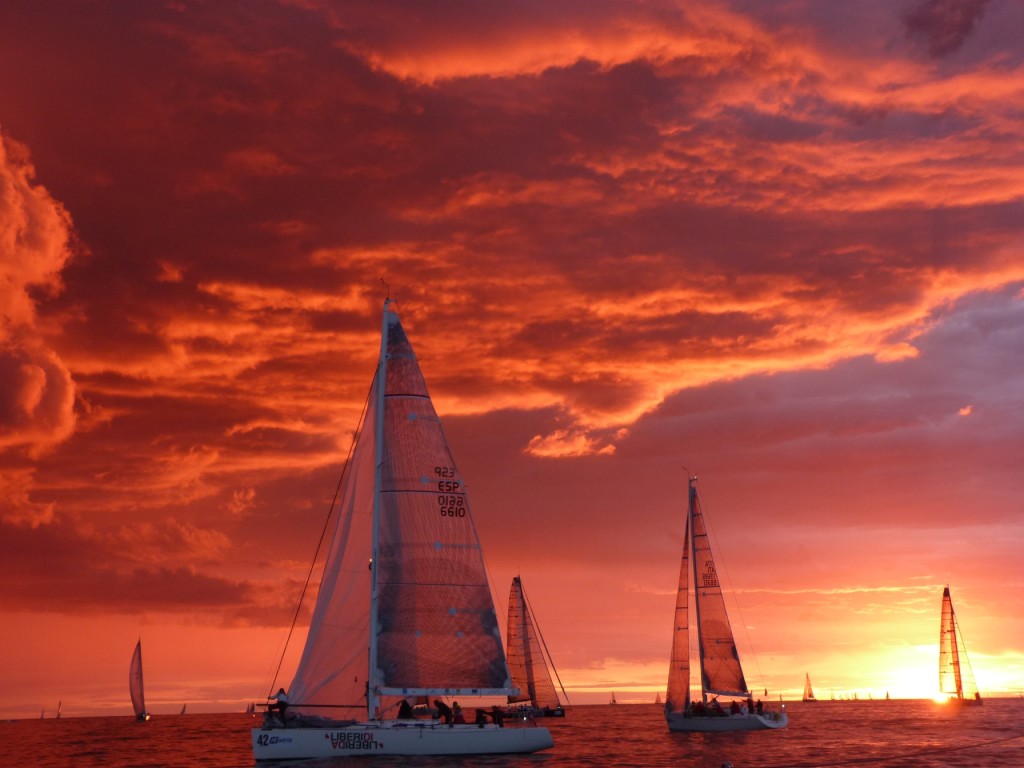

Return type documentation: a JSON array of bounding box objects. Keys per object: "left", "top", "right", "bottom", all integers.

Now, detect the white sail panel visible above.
[
  {"left": 374, "top": 310, "right": 511, "bottom": 695},
  {"left": 506, "top": 577, "right": 560, "bottom": 709},
  {"left": 939, "top": 587, "right": 963, "bottom": 697},
  {"left": 287, "top": 379, "right": 379, "bottom": 715},
  {"left": 665, "top": 510, "right": 691, "bottom": 714},
  {"left": 691, "top": 489, "right": 748, "bottom": 698},
  {"left": 130, "top": 640, "right": 146, "bottom": 719}
]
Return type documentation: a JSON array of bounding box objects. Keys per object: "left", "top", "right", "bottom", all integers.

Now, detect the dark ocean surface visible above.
[{"left": 6, "top": 700, "right": 1024, "bottom": 768}]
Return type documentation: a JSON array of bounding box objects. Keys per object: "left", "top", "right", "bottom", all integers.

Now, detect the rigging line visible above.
[
  {"left": 520, "top": 578, "right": 572, "bottom": 707},
  {"left": 265, "top": 368, "right": 376, "bottom": 696},
  {"left": 953, "top": 608, "right": 980, "bottom": 693}
]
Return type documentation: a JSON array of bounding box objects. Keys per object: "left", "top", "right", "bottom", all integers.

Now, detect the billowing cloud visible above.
[
  {"left": 0, "top": 134, "right": 77, "bottom": 459},
  {"left": 1, "top": 0, "right": 1023, "bottom": 717}
]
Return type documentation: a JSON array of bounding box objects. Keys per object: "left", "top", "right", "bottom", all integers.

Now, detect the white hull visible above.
[
  {"left": 667, "top": 711, "right": 788, "bottom": 732},
  {"left": 253, "top": 720, "right": 553, "bottom": 760}
]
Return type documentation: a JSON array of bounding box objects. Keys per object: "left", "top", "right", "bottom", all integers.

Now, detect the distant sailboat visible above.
[
  {"left": 130, "top": 640, "right": 150, "bottom": 721},
  {"left": 180, "top": 704, "right": 187, "bottom": 715},
  {"left": 939, "top": 586, "right": 982, "bottom": 705},
  {"left": 664, "top": 475, "right": 787, "bottom": 732},
  {"left": 610, "top": 692, "right": 617, "bottom": 705},
  {"left": 802, "top": 674, "right": 817, "bottom": 702},
  {"left": 654, "top": 692, "right": 662, "bottom": 705},
  {"left": 504, "top": 576, "right": 568, "bottom": 718},
  {"left": 251, "top": 299, "right": 553, "bottom": 760},
  {"left": 56, "top": 701, "right": 62, "bottom": 719}
]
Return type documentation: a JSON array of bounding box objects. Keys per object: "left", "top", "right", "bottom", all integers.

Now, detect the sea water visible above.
[{"left": 6, "top": 700, "right": 1024, "bottom": 767}]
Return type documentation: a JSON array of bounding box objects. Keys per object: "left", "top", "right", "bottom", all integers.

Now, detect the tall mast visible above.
[
  {"left": 366, "top": 299, "right": 390, "bottom": 720},
  {"left": 688, "top": 476, "right": 705, "bottom": 705}
]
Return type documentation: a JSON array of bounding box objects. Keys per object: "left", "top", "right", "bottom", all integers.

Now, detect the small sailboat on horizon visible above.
[
  {"left": 504, "top": 576, "right": 569, "bottom": 718},
  {"left": 251, "top": 299, "right": 553, "bottom": 760},
  {"left": 802, "top": 673, "right": 817, "bottom": 702},
  {"left": 130, "top": 640, "right": 150, "bottom": 721},
  {"left": 939, "top": 586, "right": 982, "bottom": 705},
  {"left": 664, "top": 475, "right": 787, "bottom": 732}
]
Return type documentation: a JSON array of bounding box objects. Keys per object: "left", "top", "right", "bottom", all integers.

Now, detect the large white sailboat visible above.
[
  {"left": 504, "top": 576, "right": 568, "bottom": 718},
  {"left": 130, "top": 640, "right": 150, "bottom": 722},
  {"left": 252, "top": 300, "right": 553, "bottom": 760},
  {"left": 665, "top": 475, "right": 787, "bottom": 732},
  {"left": 939, "top": 586, "right": 982, "bottom": 705}
]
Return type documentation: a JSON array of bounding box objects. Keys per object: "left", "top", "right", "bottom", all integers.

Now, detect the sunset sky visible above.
[{"left": 2, "top": 0, "right": 1023, "bottom": 719}]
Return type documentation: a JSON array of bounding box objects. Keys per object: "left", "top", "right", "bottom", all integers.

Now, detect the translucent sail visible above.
[
  {"left": 665, "top": 506, "right": 691, "bottom": 715},
  {"left": 286, "top": 302, "right": 513, "bottom": 721},
  {"left": 803, "top": 673, "right": 815, "bottom": 700},
  {"left": 373, "top": 307, "right": 512, "bottom": 697},
  {"left": 691, "top": 484, "right": 748, "bottom": 698},
  {"left": 129, "top": 640, "right": 146, "bottom": 718},
  {"left": 506, "top": 577, "right": 560, "bottom": 709},
  {"left": 939, "top": 587, "right": 963, "bottom": 698},
  {"left": 287, "top": 376, "right": 378, "bottom": 716}
]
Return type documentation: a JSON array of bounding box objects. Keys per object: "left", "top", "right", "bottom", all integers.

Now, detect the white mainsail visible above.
[
  {"left": 130, "top": 639, "right": 149, "bottom": 721},
  {"left": 253, "top": 300, "right": 552, "bottom": 759},
  {"left": 664, "top": 476, "right": 787, "bottom": 732},
  {"left": 288, "top": 302, "right": 513, "bottom": 719},
  {"left": 505, "top": 576, "right": 562, "bottom": 711}
]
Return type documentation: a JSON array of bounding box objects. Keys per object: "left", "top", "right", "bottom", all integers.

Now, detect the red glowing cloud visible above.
[{"left": 1, "top": 0, "right": 1023, "bottom": 717}]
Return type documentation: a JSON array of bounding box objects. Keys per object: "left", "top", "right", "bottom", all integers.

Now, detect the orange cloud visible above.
[
  {"left": 0, "top": 134, "right": 77, "bottom": 458},
  {"left": 1, "top": 0, "right": 1023, "bottom": 718}
]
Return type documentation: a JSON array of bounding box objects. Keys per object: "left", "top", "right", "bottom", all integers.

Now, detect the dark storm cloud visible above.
[{"left": 904, "top": 0, "right": 991, "bottom": 57}]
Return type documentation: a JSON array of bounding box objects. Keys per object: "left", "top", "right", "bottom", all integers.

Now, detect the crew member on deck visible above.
[
  {"left": 434, "top": 699, "right": 453, "bottom": 724},
  {"left": 269, "top": 688, "right": 289, "bottom": 724}
]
